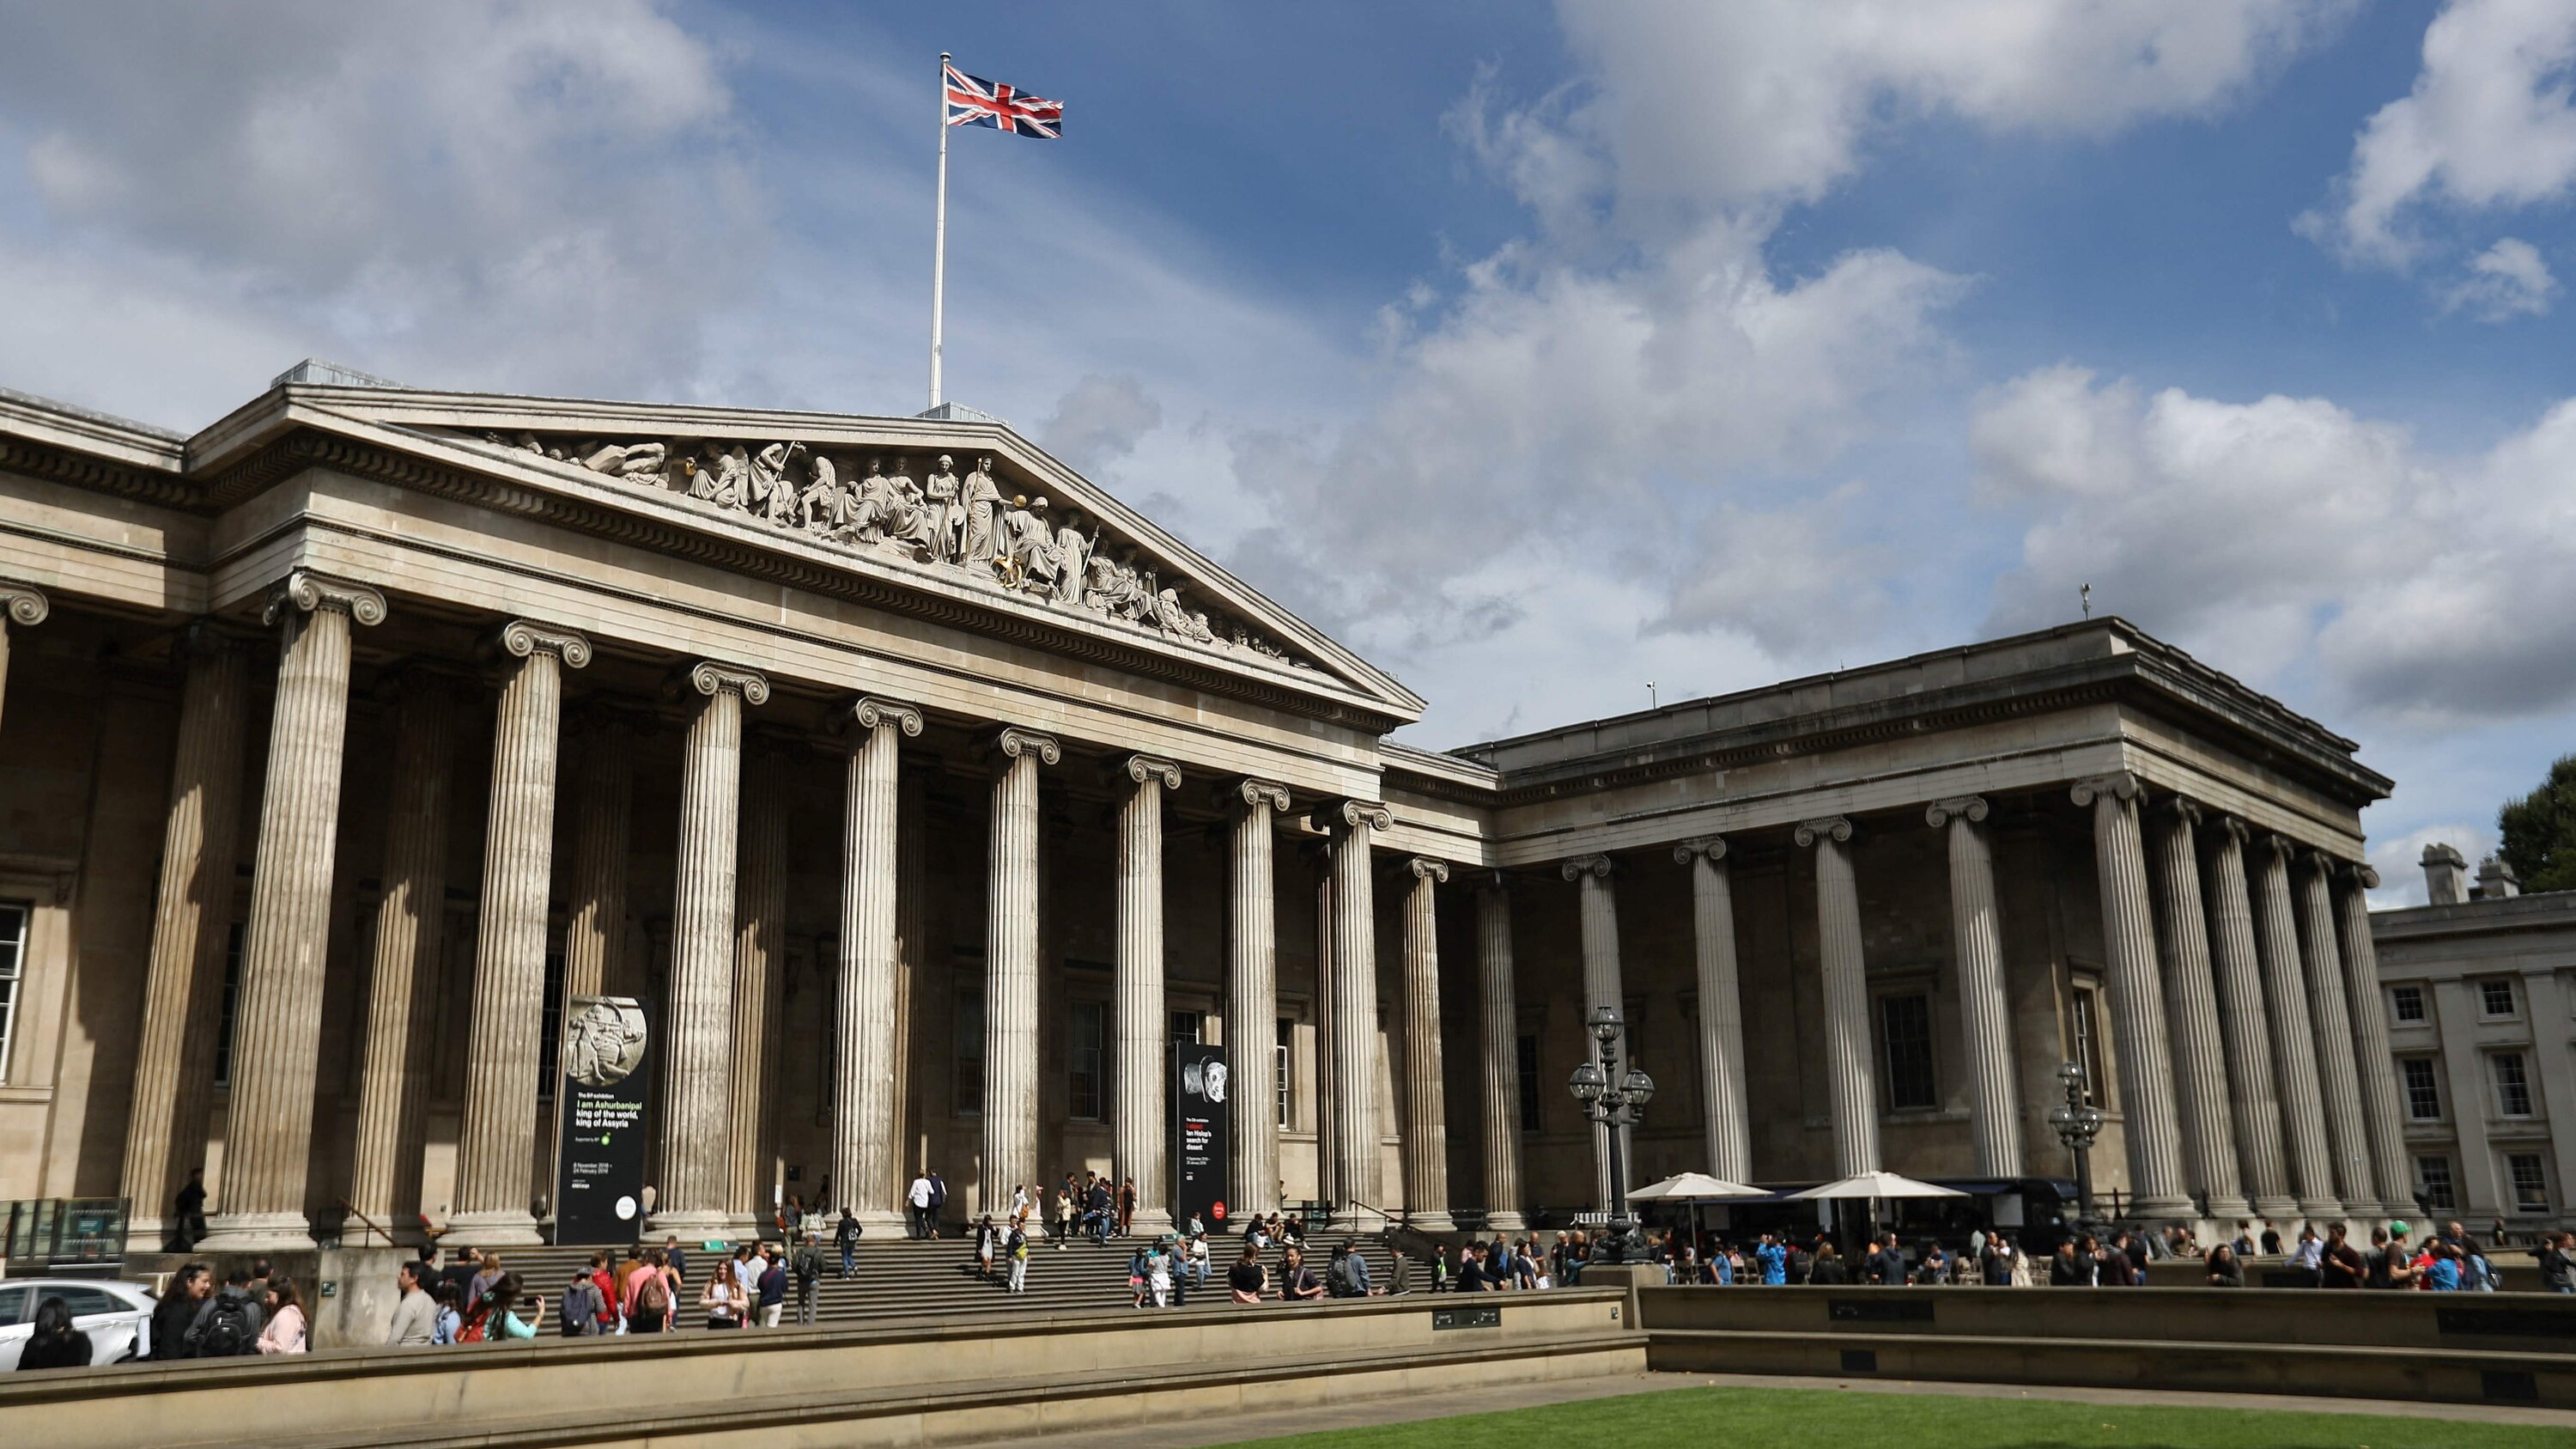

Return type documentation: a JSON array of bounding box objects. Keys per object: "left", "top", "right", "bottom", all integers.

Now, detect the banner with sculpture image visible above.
[
  {"left": 555, "top": 995, "right": 651, "bottom": 1245},
  {"left": 1172, "top": 1042, "right": 1229, "bottom": 1230}
]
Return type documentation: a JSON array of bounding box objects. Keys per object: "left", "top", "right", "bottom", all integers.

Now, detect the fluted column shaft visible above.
[
  {"left": 2205, "top": 820, "right": 2295, "bottom": 1217},
  {"left": 895, "top": 768, "right": 929, "bottom": 1186},
  {"left": 1227, "top": 781, "right": 1289, "bottom": 1220},
  {"left": 343, "top": 674, "right": 457, "bottom": 1244},
  {"left": 984, "top": 728, "right": 1057, "bottom": 1218},
  {"left": 1928, "top": 800, "right": 2022, "bottom": 1178},
  {"left": 0, "top": 583, "right": 47, "bottom": 736},
  {"left": 1474, "top": 882, "right": 1527, "bottom": 1232},
  {"left": 835, "top": 698, "right": 919, "bottom": 1232},
  {"left": 2251, "top": 836, "right": 2340, "bottom": 1218},
  {"left": 1325, "top": 801, "right": 1389, "bottom": 1218},
  {"left": 2296, "top": 851, "right": 2377, "bottom": 1214},
  {"left": 120, "top": 631, "right": 250, "bottom": 1246},
  {"left": 651, "top": 662, "right": 768, "bottom": 1235},
  {"left": 2072, "top": 774, "right": 2192, "bottom": 1220},
  {"left": 726, "top": 741, "right": 790, "bottom": 1226},
  {"left": 2146, "top": 801, "right": 2250, "bottom": 1222},
  {"left": 564, "top": 712, "right": 636, "bottom": 1001},
  {"left": 1398, "top": 857, "right": 1454, "bottom": 1231},
  {"left": 1563, "top": 855, "right": 1626, "bottom": 1207},
  {"left": 452, "top": 623, "right": 588, "bottom": 1244},
  {"left": 1674, "top": 839, "right": 1752, "bottom": 1184},
  {"left": 2334, "top": 867, "right": 2415, "bottom": 1214},
  {"left": 1799, "top": 818, "right": 1879, "bottom": 1178},
  {"left": 1115, "top": 755, "right": 1181, "bottom": 1233},
  {"left": 200, "top": 572, "right": 384, "bottom": 1251}
]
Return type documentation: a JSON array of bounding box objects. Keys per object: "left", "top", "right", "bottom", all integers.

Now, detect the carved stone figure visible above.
[
  {"left": 999, "top": 496, "right": 1060, "bottom": 594},
  {"left": 562, "top": 998, "right": 649, "bottom": 1089},
  {"left": 750, "top": 442, "right": 802, "bottom": 525},
  {"left": 695, "top": 443, "right": 750, "bottom": 510},
  {"left": 961, "top": 455, "right": 1004, "bottom": 564},
  {"left": 924, "top": 454, "right": 963, "bottom": 563},
  {"left": 852, "top": 458, "right": 940, "bottom": 557},
  {"left": 799, "top": 454, "right": 846, "bottom": 534},
  {"left": 1154, "top": 587, "right": 1216, "bottom": 644},
  {"left": 1051, "top": 517, "right": 1090, "bottom": 605},
  {"left": 579, "top": 440, "right": 669, "bottom": 486}
]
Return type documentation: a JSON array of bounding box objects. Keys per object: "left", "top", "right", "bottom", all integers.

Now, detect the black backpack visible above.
[{"left": 190, "top": 1293, "right": 257, "bottom": 1357}]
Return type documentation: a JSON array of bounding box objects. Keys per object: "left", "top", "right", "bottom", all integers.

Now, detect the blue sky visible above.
[{"left": 2, "top": 0, "right": 2573, "bottom": 901}]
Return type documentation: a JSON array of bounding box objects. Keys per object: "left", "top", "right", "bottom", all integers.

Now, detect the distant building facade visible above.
[
  {"left": 0, "top": 363, "right": 2407, "bottom": 1251},
  {"left": 2373, "top": 845, "right": 2576, "bottom": 1228}
]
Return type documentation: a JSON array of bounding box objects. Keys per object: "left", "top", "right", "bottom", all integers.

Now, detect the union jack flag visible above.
[{"left": 945, "top": 62, "right": 1063, "bottom": 138}]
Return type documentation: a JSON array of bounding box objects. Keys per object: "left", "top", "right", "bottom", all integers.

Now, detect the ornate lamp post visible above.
[
  {"left": 2045, "top": 1060, "right": 2105, "bottom": 1234},
  {"left": 1566, "top": 1003, "right": 1656, "bottom": 1263}
]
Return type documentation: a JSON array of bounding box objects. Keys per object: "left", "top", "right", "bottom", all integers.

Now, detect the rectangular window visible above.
[
  {"left": 2418, "top": 1155, "right": 2456, "bottom": 1211},
  {"left": 2391, "top": 984, "right": 2427, "bottom": 1023},
  {"left": 536, "top": 945, "right": 568, "bottom": 1103},
  {"left": 0, "top": 901, "right": 25, "bottom": 1084},
  {"left": 2070, "top": 984, "right": 2107, "bottom": 1107},
  {"left": 1880, "top": 992, "right": 1938, "bottom": 1111},
  {"left": 953, "top": 980, "right": 984, "bottom": 1117},
  {"left": 1170, "top": 1010, "right": 1204, "bottom": 1046},
  {"left": 214, "top": 922, "right": 245, "bottom": 1089},
  {"left": 1068, "top": 1001, "right": 1106, "bottom": 1122},
  {"left": 2402, "top": 1057, "right": 2443, "bottom": 1120},
  {"left": 1516, "top": 1033, "right": 1543, "bottom": 1134},
  {"left": 1276, "top": 1017, "right": 1293, "bottom": 1130},
  {"left": 2493, "top": 1052, "right": 2534, "bottom": 1117},
  {"left": 2511, "top": 1154, "right": 2550, "bottom": 1213},
  {"left": 2482, "top": 979, "right": 2518, "bottom": 1017},
  {"left": 1621, "top": 995, "right": 1646, "bottom": 1075}
]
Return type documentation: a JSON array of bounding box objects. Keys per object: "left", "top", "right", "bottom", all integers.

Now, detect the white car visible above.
[{"left": 0, "top": 1278, "right": 157, "bottom": 1370}]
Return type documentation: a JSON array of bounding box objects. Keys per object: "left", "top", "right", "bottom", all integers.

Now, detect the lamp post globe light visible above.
[
  {"left": 2045, "top": 1060, "right": 2105, "bottom": 1234},
  {"left": 1566, "top": 1003, "right": 1655, "bottom": 1263}
]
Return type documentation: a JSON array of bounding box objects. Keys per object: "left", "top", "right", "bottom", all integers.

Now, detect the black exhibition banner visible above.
[
  {"left": 554, "top": 995, "right": 651, "bottom": 1245},
  {"left": 1172, "top": 1042, "right": 1230, "bottom": 1230}
]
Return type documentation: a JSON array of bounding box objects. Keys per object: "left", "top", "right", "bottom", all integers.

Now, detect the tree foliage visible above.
[{"left": 2500, "top": 754, "right": 2576, "bottom": 895}]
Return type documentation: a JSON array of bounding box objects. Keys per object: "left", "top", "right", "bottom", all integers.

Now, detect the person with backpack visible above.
[
  {"left": 793, "top": 1231, "right": 825, "bottom": 1324},
  {"left": 835, "top": 1207, "right": 862, "bottom": 1279},
  {"left": 561, "top": 1268, "right": 605, "bottom": 1336},
  {"left": 1127, "top": 1242, "right": 1152, "bottom": 1307},
  {"left": 480, "top": 1274, "right": 545, "bottom": 1340},
  {"left": 184, "top": 1267, "right": 265, "bottom": 1358},
  {"left": 587, "top": 1253, "right": 621, "bottom": 1334},
  {"left": 925, "top": 1170, "right": 949, "bottom": 1239},
  {"left": 1005, "top": 1221, "right": 1030, "bottom": 1294},
  {"left": 755, "top": 1247, "right": 787, "bottom": 1328},
  {"left": 2540, "top": 1230, "right": 2576, "bottom": 1294},
  {"left": 431, "top": 1282, "right": 464, "bottom": 1344},
  {"left": 624, "top": 1248, "right": 673, "bottom": 1332},
  {"left": 2462, "top": 1235, "right": 2501, "bottom": 1291}
]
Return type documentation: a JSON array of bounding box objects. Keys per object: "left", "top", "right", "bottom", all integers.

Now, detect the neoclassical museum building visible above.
[{"left": 0, "top": 363, "right": 2410, "bottom": 1251}]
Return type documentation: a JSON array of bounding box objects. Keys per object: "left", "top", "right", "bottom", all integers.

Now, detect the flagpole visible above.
[{"left": 930, "top": 50, "right": 951, "bottom": 411}]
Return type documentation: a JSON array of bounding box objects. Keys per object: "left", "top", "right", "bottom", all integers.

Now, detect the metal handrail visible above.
[{"left": 335, "top": 1197, "right": 400, "bottom": 1249}]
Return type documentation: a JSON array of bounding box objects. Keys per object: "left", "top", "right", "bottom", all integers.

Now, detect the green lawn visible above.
[{"left": 1232, "top": 1385, "right": 2567, "bottom": 1449}]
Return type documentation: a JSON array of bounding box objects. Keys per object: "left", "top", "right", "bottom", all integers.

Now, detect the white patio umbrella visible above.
[
  {"left": 1628, "top": 1172, "right": 1762, "bottom": 1202},
  {"left": 1787, "top": 1171, "right": 1967, "bottom": 1202}
]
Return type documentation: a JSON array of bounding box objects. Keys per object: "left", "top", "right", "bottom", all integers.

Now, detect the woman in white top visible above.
[{"left": 701, "top": 1267, "right": 744, "bottom": 1330}]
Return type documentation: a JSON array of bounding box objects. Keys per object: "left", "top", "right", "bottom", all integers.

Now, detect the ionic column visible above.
[
  {"left": 2145, "top": 799, "right": 2250, "bottom": 1222},
  {"left": 2204, "top": 818, "right": 2296, "bottom": 1219},
  {"left": 1673, "top": 838, "right": 1752, "bottom": 1184},
  {"left": 120, "top": 628, "right": 251, "bottom": 1248},
  {"left": 2334, "top": 863, "right": 2415, "bottom": 1215},
  {"left": 835, "top": 697, "right": 921, "bottom": 1233},
  {"left": 1474, "top": 878, "right": 1527, "bottom": 1233},
  {"left": 1115, "top": 753, "right": 1182, "bottom": 1234},
  {"left": 198, "top": 572, "right": 386, "bottom": 1251},
  {"left": 450, "top": 621, "right": 591, "bottom": 1245},
  {"left": 1323, "top": 800, "right": 1391, "bottom": 1219},
  {"left": 1399, "top": 856, "right": 1455, "bottom": 1232},
  {"left": 2069, "top": 774, "right": 2193, "bottom": 1219},
  {"left": 1561, "top": 854, "right": 1626, "bottom": 1207},
  {"left": 0, "top": 582, "right": 48, "bottom": 734},
  {"left": 563, "top": 708, "right": 639, "bottom": 1001},
  {"left": 341, "top": 671, "right": 459, "bottom": 1245},
  {"left": 726, "top": 736, "right": 793, "bottom": 1229},
  {"left": 2296, "top": 849, "right": 2378, "bottom": 1215},
  {"left": 2250, "top": 833, "right": 2340, "bottom": 1219},
  {"left": 1796, "top": 817, "right": 1878, "bottom": 1178},
  {"left": 896, "top": 764, "right": 931, "bottom": 1184},
  {"left": 1227, "top": 779, "right": 1290, "bottom": 1220},
  {"left": 649, "top": 661, "right": 769, "bottom": 1237},
  {"left": 982, "top": 727, "right": 1058, "bottom": 1218},
  {"left": 1926, "top": 799, "right": 2022, "bottom": 1178}
]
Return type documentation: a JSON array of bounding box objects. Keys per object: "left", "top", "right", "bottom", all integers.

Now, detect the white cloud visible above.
[
  {"left": 2439, "top": 236, "right": 2561, "bottom": 319},
  {"left": 2306, "top": 0, "right": 2576, "bottom": 267},
  {"left": 1978, "top": 364, "right": 2576, "bottom": 726},
  {"left": 1040, "top": 374, "right": 1164, "bottom": 474}
]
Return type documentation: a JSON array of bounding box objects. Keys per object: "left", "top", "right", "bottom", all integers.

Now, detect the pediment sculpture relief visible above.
[{"left": 462, "top": 430, "right": 1302, "bottom": 667}]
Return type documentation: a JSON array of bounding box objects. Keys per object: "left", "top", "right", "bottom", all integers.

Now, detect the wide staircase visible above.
[{"left": 484, "top": 1227, "right": 1425, "bottom": 1324}]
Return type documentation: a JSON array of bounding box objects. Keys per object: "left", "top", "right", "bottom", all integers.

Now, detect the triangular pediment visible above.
[{"left": 242, "top": 387, "right": 1423, "bottom": 724}]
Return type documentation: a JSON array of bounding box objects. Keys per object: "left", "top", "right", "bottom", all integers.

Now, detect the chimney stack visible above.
[
  {"left": 2423, "top": 843, "right": 2470, "bottom": 905},
  {"left": 2476, "top": 854, "right": 2522, "bottom": 901}
]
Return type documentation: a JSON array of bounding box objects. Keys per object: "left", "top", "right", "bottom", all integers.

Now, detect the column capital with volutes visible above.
[
  {"left": 1117, "top": 753, "right": 1182, "bottom": 790},
  {"left": 1925, "top": 796, "right": 1988, "bottom": 829},
  {"left": 2339, "top": 861, "right": 2382, "bottom": 890},
  {"left": 1230, "top": 777, "right": 1292, "bottom": 813},
  {"left": 987, "top": 724, "right": 1061, "bottom": 765},
  {"left": 2210, "top": 813, "right": 2252, "bottom": 846},
  {"left": 493, "top": 618, "right": 594, "bottom": 669},
  {"left": 1312, "top": 798, "right": 1393, "bottom": 835},
  {"left": 1560, "top": 853, "right": 1614, "bottom": 882},
  {"left": 1406, "top": 855, "right": 1449, "bottom": 884},
  {"left": 263, "top": 569, "right": 386, "bottom": 628},
  {"left": 2153, "top": 795, "right": 2204, "bottom": 827},
  {"left": 1, "top": 581, "right": 51, "bottom": 628},
  {"left": 671, "top": 659, "right": 770, "bottom": 705},
  {"left": 1793, "top": 815, "right": 1853, "bottom": 848},
  {"left": 2069, "top": 770, "right": 2141, "bottom": 808},
  {"left": 1672, "top": 836, "right": 1728, "bottom": 866},
  {"left": 840, "top": 693, "right": 925, "bottom": 738}
]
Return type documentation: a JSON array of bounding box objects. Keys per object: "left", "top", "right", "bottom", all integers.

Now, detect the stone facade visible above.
[{"left": 0, "top": 370, "right": 2403, "bottom": 1247}]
